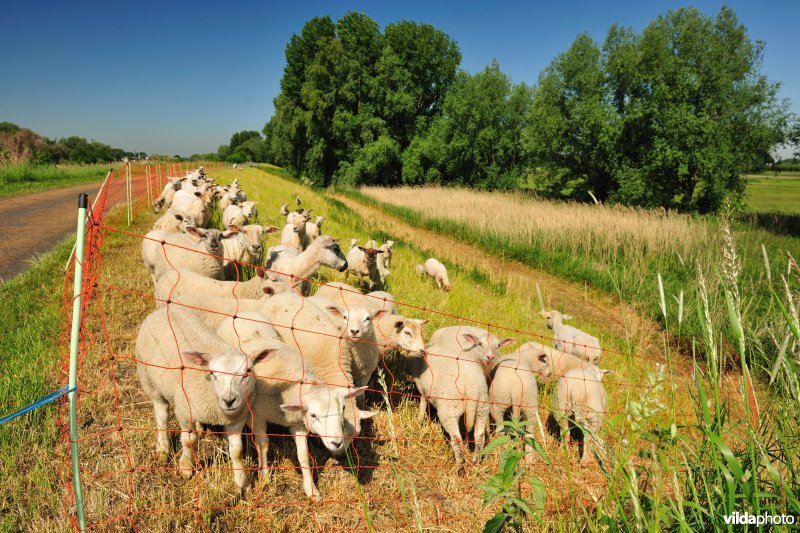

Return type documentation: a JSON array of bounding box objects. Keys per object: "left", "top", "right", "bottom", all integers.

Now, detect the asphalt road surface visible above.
[{"left": 0, "top": 181, "right": 104, "bottom": 282}]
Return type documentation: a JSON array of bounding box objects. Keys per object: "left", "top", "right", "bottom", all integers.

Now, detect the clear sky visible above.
[{"left": 1, "top": 0, "right": 797, "bottom": 157}]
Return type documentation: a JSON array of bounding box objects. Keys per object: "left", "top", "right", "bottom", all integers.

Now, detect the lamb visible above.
[
  {"left": 171, "top": 189, "right": 214, "bottom": 227},
  {"left": 135, "top": 306, "right": 275, "bottom": 492},
  {"left": 489, "top": 348, "right": 552, "bottom": 453},
  {"left": 266, "top": 235, "right": 348, "bottom": 295},
  {"left": 221, "top": 224, "right": 280, "bottom": 281},
  {"left": 379, "top": 240, "right": 396, "bottom": 268},
  {"left": 279, "top": 212, "right": 310, "bottom": 252},
  {"left": 409, "top": 326, "right": 516, "bottom": 473},
  {"left": 552, "top": 365, "right": 612, "bottom": 465},
  {"left": 154, "top": 267, "right": 292, "bottom": 307},
  {"left": 222, "top": 201, "right": 258, "bottom": 229},
  {"left": 142, "top": 227, "right": 236, "bottom": 285},
  {"left": 151, "top": 209, "right": 196, "bottom": 233},
  {"left": 314, "top": 282, "right": 399, "bottom": 315},
  {"left": 248, "top": 338, "right": 372, "bottom": 498},
  {"left": 305, "top": 216, "right": 325, "bottom": 241},
  {"left": 286, "top": 208, "right": 312, "bottom": 226},
  {"left": 345, "top": 247, "right": 386, "bottom": 290},
  {"left": 419, "top": 258, "right": 451, "bottom": 291},
  {"left": 279, "top": 203, "right": 290, "bottom": 217},
  {"left": 153, "top": 178, "right": 184, "bottom": 213},
  {"left": 514, "top": 341, "right": 595, "bottom": 381},
  {"left": 539, "top": 310, "right": 602, "bottom": 365}
]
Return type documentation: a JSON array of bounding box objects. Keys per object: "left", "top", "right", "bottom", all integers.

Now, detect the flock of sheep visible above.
[{"left": 135, "top": 167, "right": 613, "bottom": 499}]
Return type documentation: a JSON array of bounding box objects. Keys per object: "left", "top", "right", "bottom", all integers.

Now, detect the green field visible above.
[
  {"left": 0, "top": 163, "right": 109, "bottom": 197},
  {"left": 745, "top": 176, "right": 800, "bottom": 214}
]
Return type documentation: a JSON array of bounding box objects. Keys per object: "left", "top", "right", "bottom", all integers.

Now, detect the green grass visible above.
[
  {"left": 745, "top": 176, "right": 800, "bottom": 215},
  {"left": 0, "top": 163, "right": 109, "bottom": 197},
  {"left": 0, "top": 238, "right": 76, "bottom": 529}
]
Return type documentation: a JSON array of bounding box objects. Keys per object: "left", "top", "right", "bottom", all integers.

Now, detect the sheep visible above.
[
  {"left": 143, "top": 227, "right": 236, "bottom": 285},
  {"left": 171, "top": 189, "right": 214, "bottom": 227},
  {"left": 222, "top": 201, "right": 258, "bottom": 229},
  {"left": 489, "top": 349, "right": 552, "bottom": 455},
  {"left": 514, "top": 341, "right": 595, "bottom": 381},
  {"left": 314, "top": 282, "right": 399, "bottom": 315},
  {"left": 221, "top": 224, "right": 280, "bottom": 281},
  {"left": 420, "top": 258, "right": 451, "bottom": 291},
  {"left": 415, "top": 264, "right": 425, "bottom": 277},
  {"left": 305, "top": 216, "right": 325, "bottom": 241},
  {"left": 134, "top": 306, "right": 275, "bottom": 492},
  {"left": 286, "top": 208, "right": 312, "bottom": 226},
  {"left": 408, "top": 326, "right": 515, "bottom": 473},
  {"left": 346, "top": 247, "right": 386, "bottom": 290},
  {"left": 279, "top": 212, "right": 311, "bottom": 252},
  {"left": 349, "top": 238, "right": 359, "bottom": 251},
  {"left": 153, "top": 177, "right": 184, "bottom": 213},
  {"left": 552, "top": 365, "right": 612, "bottom": 465},
  {"left": 266, "top": 235, "right": 348, "bottom": 295},
  {"left": 154, "top": 267, "right": 292, "bottom": 307},
  {"left": 539, "top": 310, "right": 602, "bottom": 365},
  {"left": 295, "top": 194, "right": 302, "bottom": 206},
  {"left": 248, "top": 338, "right": 372, "bottom": 498},
  {"left": 151, "top": 209, "right": 196, "bottom": 233},
  {"left": 379, "top": 240, "right": 396, "bottom": 268},
  {"left": 279, "top": 203, "right": 290, "bottom": 217},
  {"left": 215, "top": 309, "right": 279, "bottom": 348}
]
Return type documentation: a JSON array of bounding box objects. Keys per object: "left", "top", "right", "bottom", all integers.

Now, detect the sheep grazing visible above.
[
  {"left": 419, "top": 257, "right": 451, "bottom": 291},
  {"left": 489, "top": 348, "right": 552, "bottom": 454},
  {"left": 142, "top": 227, "right": 237, "bottom": 285},
  {"left": 154, "top": 267, "right": 291, "bottom": 307},
  {"left": 314, "top": 282, "right": 398, "bottom": 315},
  {"left": 221, "top": 224, "right": 280, "bottom": 281},
  {"left": 223, "top": 201, "right": 258, "bottom": 229},
  {"left": 249, "top": 338, "right": 372, "bottom": 498},
  {"left": 266, "top": 235, "right": 348, "bottom": 295},
  {"left": 152, "top": 209, "right": 196, "bottom": 233},
  {"left": 279, "top": 212, "right": 310, "bottom": 252},
  {"left": 409, "top": 326, "right": 516, "bottom": 473},
  {"left": 346, "top": 247, "right": 386, "bottom": 290},
  {"left": 305, "top": 216, "right": 325, "bottom": 241},
  {"left": 415, "top": 264, "right": 425, "bottom": 277},
  {"left": 135, "top": 306, "right": 275, "bottom": 492},
  {"left": 539, "top": 310, "right": 602, "bottom": 365},
  {"left": 552, "top": 365, "right": 612, "bottom": 465}
]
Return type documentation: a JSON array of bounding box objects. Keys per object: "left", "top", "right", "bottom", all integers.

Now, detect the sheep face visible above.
[
  {"left": 458, "top": 332, "right": 516, "bottom": 364},
  {"left": 392, "top": 318, "right": 426, "bottom": 354},
  {"left": 540, "top": 310, "right": 572, "bottom": 330},
  {"left": 182, "top": 349, "right": 274, "bottom": 415},
  {"left": 281, "top": 386, "right": 374, "bottom": 456},
  {"left": 536, "top": 352, "right": 552, "bottom": 378},
  {"left": 242, "top": 201, "right": 257, "bottom": 219},
  {"left": 326, "top": 306, "right": 384, "bottom": 340},
  {"left": 316, "top": 236, "right": 348, "bottom": 272}
]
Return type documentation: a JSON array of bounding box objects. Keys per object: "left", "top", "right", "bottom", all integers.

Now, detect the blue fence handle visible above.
[{"left": 0, "top": 385, "right": 76, "bottom": 425}]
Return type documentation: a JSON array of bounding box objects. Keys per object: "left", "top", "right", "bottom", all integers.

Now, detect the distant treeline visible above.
[
  {"left": 0, "top": 122, "right": 142, "bottom": 165},
  {"left": 247, "top": 7, "right": 797, "bottom": 213}
]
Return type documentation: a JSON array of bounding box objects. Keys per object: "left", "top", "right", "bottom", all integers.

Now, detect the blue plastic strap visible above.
[{"left": 0, "top": 385, "right": 76, "bottom": 425}]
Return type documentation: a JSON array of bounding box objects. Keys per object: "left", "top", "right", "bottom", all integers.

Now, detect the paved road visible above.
[{"left": 0, "top": 181, "right": 104, "bottom": 282}]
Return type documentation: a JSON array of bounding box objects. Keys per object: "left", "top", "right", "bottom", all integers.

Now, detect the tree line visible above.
[{"left": 249, "top": 7, "right": 795, "bottom": 212}]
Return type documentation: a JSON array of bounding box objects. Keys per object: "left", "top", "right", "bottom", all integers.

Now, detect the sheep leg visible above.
[
  {"left": 472, "top": 410, "right": 489, "bottom": 464},
  {"left": 439, "top": 417, "right": 467, "bottom": 476},
  {"left": 178, "top": 423, "right": 199, "bottom": 479},
  {"left": 491, "top": 405, "right": 506, "bottom": 435},
  {"left": 291, "top": 426, "right": 319, "bottom": 499},
  {"left": 418, "top": 395, "right": 429, "bottom": 422},
  {"left": 224, "top": 421, "right": 248, "bottom": 492},
  {"left": 253, "top": 418, "right": 271, "bottom": 482},
  {"left": 152, "top": 396, "right": 170, "bottom": 460}
]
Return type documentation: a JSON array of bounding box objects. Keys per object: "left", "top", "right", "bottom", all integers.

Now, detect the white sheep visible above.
[
  {"left": 279, "top": 203, "right": 290, "bottom": 217},
  {"left": 515, "top": 341, "right": 595, "bottom": 381},
  {"left": 490, "top": 348, "right": 552, "bottom": 454},
  {"left": 420, "top": 258, "right": 451, "bottom": 291},
  {"left": 154, "top": 267, "right": 292, "bottom": 307},
  {"left": 410, "top": 326, "right": 516, "bottom": 473},
  {"left": 552, "top": 365, "right": 612, "bottom": 465},
  {"left": 221, "top": 224, "right": 280, "bottom": 281},
  {"left": 222, "top": 201, "right": 258, "bottom": 229},
  {"left": 379, "top": 240, "right": 396, "bottom": 268},
  {"left": 215, "top": 309, "right": 279, "bottom": 348},
  {"left": 135, "top": 306, "right": 275, "bottom": 492},
  {"left": 345, "top": 247, "right": 385, "bottom": 290},
  {"left": 314, "top": 282, "right": 398, "bottom": 315},
  {"left": 305, "top": 216, "right": 325, "bottom": 241},
  {"left": 540, "top": 310, "right": 603, "bottom": 365},
  {"left": 153, "top": 178, "right": 184, "bottom": 213},
  {"left": 143, "top": 227, "right": 236, "bottom": 285},
  {"left": 266, "top": 235, "right": 348, "bottom": 295},
  {"left": 279, "top": 213, "right": 310, "bottom": 252},
  {"left": 171, "top": 189, "right": 214, "bottom": 228},
  {"left": 152, "top": 209, "right": 196, "bottom": 233}
]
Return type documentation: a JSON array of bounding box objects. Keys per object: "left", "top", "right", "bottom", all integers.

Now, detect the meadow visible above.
[
  {"left": 1, "top": 166, "right": 798, "bottom": 531},
  {"left": 745, "top": 176, "right": 800, "bottom": 215},
  {"left": 0, "top": 163, "right": 109, "bottom": 197}
]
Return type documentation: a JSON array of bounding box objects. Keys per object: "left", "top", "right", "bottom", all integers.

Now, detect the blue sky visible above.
[{"left": 1, "top": 0, "right": 797, "bottom": 156}]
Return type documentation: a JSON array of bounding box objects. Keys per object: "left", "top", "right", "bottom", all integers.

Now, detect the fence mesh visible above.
[{"left": 55, "top": 162, "right": 726, "bottom": 531}]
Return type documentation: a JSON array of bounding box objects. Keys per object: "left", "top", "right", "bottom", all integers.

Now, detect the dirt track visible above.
[{"left": 0, "top": 181, "right": 103, "bottom": 282}]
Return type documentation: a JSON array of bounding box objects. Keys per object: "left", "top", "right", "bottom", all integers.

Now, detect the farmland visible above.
[
  {"left": 745, "top": 176, "right": 800, "bottom": 215},
  {"left": 2, "top": 165, "right": 798, "bottom": 531},
  {"left": 0, "top": 163, "right": 109, "bottom": 198}
]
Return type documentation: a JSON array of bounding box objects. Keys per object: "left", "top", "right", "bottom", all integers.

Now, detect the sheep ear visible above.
[
  {"left": 460, "top": 333, "right": 479, "bottom": 349},
  {"left": 359, "top": 409, "right": 379, "bottom": 420},
  {"left": 256, "top": 268, "right": 266, "bottom": 279},
  {"left": 325, "top": 305, "right": 345, "bottom": 318},
  {"left": 186, "top": 226, "right": 205, "bottom": 238},
  {"left": 419, "top": 319, "right": 428, "bottom": 325},
  {"left": 194, "top": 191, "right": 201, "bottom": 197},
  {"left": 394, "top": 320, "right": 405, "bottom": 332},
  {"left": 601, "top": 369, "right": 614, "bottom": 377},
  {"left": 280, "top": 403, "right": 304, "bottom": 414},
  {"left": 498, "top": 337, "right": 517, "bottom": 347},
  {"left": 221, "top": 231, "right": 239, "bottom": 239},
  {"left": 266, "top": 225, "right": 281, "bottom": 234},
  {"left": 372, "top": 309, "right": 387, "bottom": 320},
  {"left": 251, "top": 348, "right": 277, "bottom": 364},
  {"left": 358, "top": 246, "right": 367, "bottom": 252},
  {"left": 562, "top": 314, "right": 573, "bottom": 320},
  {"left": 173, "top": 213, "right": 183, "bottom": 221},
  {"left": 262, "top": 286, "right": 275, "bottom": 296},
  {"left": 538, "top": 311, "right": 549, "bottom": 319},
  {"left": 182, "top": 351, "right": 211, "bottom": 366},
  {"left": 227, "top": 224, "right": 240, "bottom": 232},
  {"left": 344, "top": 386, "right": 369, "bottom": 400}
]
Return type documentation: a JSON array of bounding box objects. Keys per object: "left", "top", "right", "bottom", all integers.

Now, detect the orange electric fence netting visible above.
[{"left": 57, "top": 162, "right": 698, "bottom": 531}]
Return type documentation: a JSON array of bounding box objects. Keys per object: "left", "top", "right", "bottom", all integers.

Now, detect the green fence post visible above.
[{"left": 69, "top": 193, "right": 88, "bottom": 530}]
